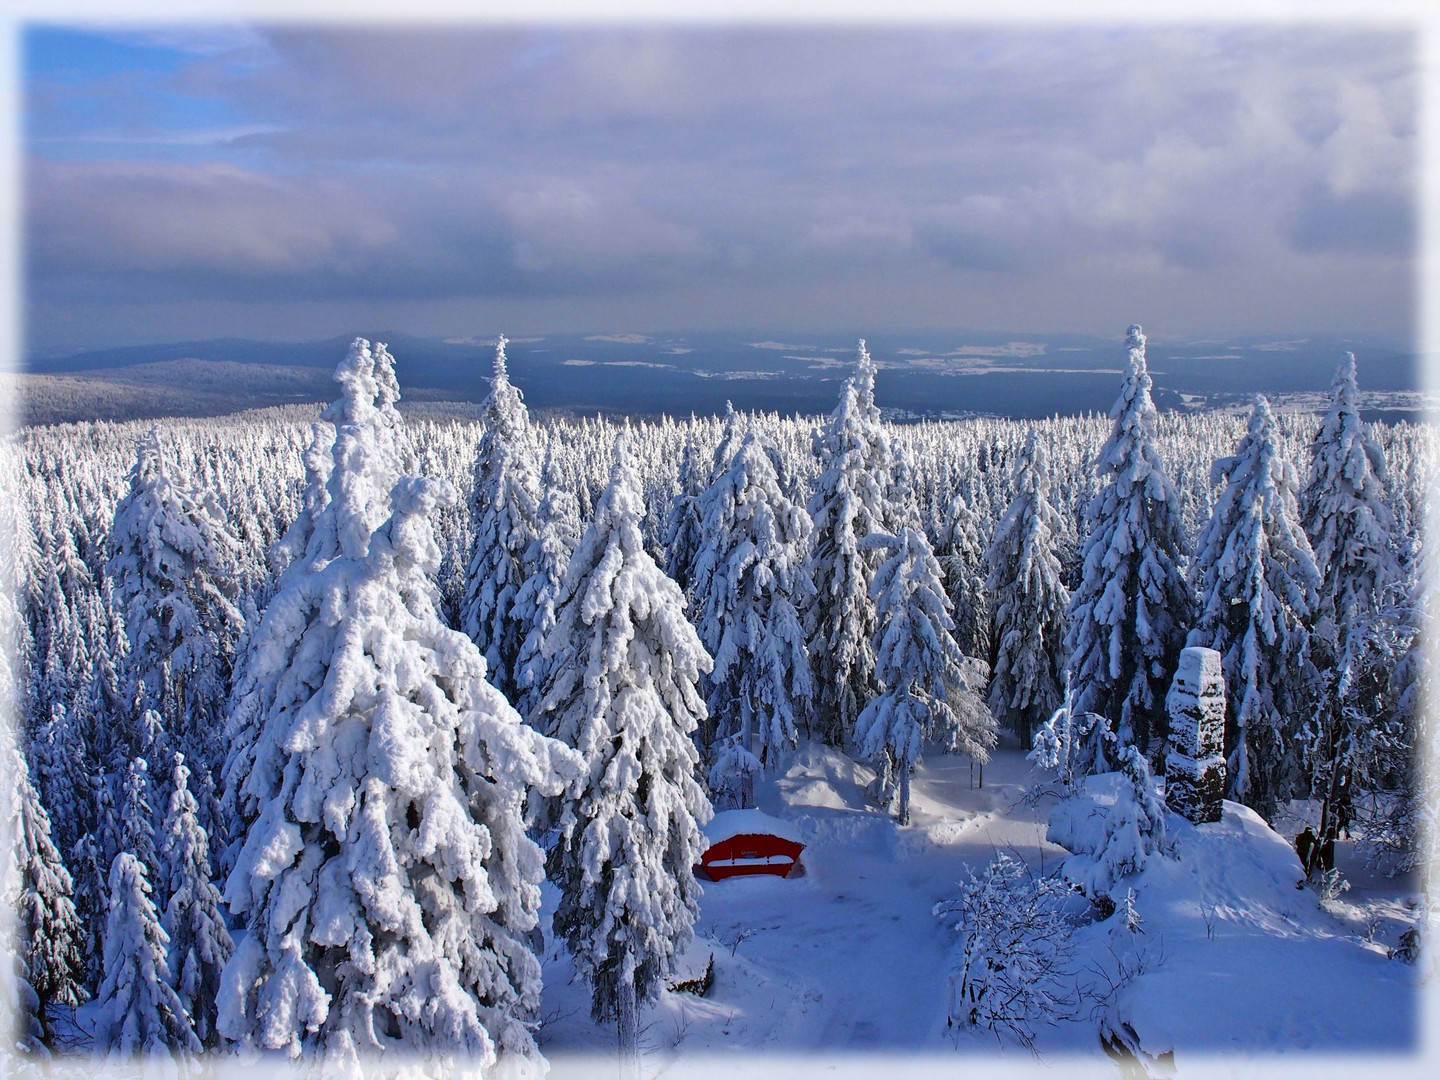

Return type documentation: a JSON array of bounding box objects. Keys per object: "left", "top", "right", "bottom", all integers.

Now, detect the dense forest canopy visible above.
[{"left": 0, "top": 336, "right": 1432, "bottom": 1070}]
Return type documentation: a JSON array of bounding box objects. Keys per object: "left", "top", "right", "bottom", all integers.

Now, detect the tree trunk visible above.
[
  {"left": 1310, "top": 699, "right": 1347, "bottom": 880},
  {"left": 617, "top": 975, "right": 640, "bottom": 1080},
  {"left": 898, "top": 759, "right": 911, "bottom": 825}
]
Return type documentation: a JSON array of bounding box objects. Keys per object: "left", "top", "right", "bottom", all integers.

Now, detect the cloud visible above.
[
  {"left": 28, "top": 161, "right": 403, "bottom": 293},
  {"left": 1288, "top": 187, "right": 1415, "bottom": 256},
  {"left": 23, "top": 24, "right": 1417, "bottom": 348}
]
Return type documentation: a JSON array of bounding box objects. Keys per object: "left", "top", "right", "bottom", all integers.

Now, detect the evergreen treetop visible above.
[{"left": 1063, "top": 325, "right": 1193, "bottom": 750}]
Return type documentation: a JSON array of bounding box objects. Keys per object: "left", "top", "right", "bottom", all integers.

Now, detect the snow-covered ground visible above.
[{"left": 539, "top": 742, "right": 1434, "bottom": 1079}]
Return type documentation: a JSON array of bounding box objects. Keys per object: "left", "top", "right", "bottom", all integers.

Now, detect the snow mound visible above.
[
  {"left": 1046, "top": 770, "right": 1127, "bottom": 855},
  {"left": 765, "top": 743, "right": 876, "bottom": 813},
  {"left": 1089, "top": 799, "right": 1418, "bottom": 1059}
]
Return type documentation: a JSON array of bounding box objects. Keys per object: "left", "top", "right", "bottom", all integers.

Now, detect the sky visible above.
[{"left": 20, "top": 18, "right": 1419, "bottom": 355}]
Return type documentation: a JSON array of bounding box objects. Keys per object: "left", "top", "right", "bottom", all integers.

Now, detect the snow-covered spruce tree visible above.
[
  {"left": 934, "top": 852, "right": 1081, "bottom": 1048},
  {"left": 706, "top": 735, "right": 764, "bottom": 812},
  {"left": 27, "top": 702, "right": 89, "bottom": 858},
  {"left": 662, "top": 437, "right": 706, "bottom": 598},
  {"left": 267, "top": 419, "right": 335, "bottom": 581},
  {"left": 804, "top": 371, "right": 889, "bottom": 748},
  {"left": 220, "top": 342, "right": 580, "bottom": 1074},
  {"left": 159, "top": 753, "right": 231, "bottom": 1048},
  {"left": 1301, "top": 352, "right": 1400, "bottom": 657},
  {"left": 69, "top": 832, "right": 108, "bottom": 994},
  {"left": 77, "top": 577, "right": 134, "bottom": 808},
  {"left": 462, "top": 336, "right": 544, "bottom": 703},
  {"left": 538, "top": 437, "right": 712, "bottom": 1080},
  {"left": 11, "top": 743, "right": 87, "bottom": 1037},
  {"left": 511, "top": 467, "right": 581, "bottom": 724},
  {"left": 857, "top": 526, "right": 996, "bottom": 825},
  {"left": 223, "top": 338, "right": 412, "bottom": 852},
  {"left": 691, "top": 427, "right": 813, "bottom": 781},
  {"left": 1298, "top": 354, "right": 1404, "bottom": 863},
  {"left": 852, "top": 339, "right": 906, "bottom": 525},
  {"left": 1381, "top": 544, "right": 1432, "bottom": 876},
  {"left": 707, "top": 400, "right": 747, "bottom": 486},
  {"left": 112, "top": 756, "right": 158, "bottom": 884},
  {"left": 1301, "top": 583, "right": 1412, "bottom": 878},
  {"left": 106, "top": 427, "right": 244, "bottom": 773},
  {"left": 985, "top": 430, "right": 1070, "bottom": 741},
  {"left": 1, "top": 463, "right": 49, "bottom": 1059},
  {"left": 1063, "top": 325, "right": 1192, "bottom": 752},
  {"left": 1187, "top": 395, "right": 1320, "bottom": 822},
  {"left": 93, "top": 851, "right": 200, "bottom": 1065},
  {"left": 26, "top": 526, "right": 96, "bottom": 751},
  {"left": 936, "top": 483, "right": 990, "bottom": 661},
  {"left": 1029, "top": 674, "right": 1116, "bottom": 795},
  {"left": 217, "top": 422, "right": 335, "bottom": 867},
  {"left": 1063, "top": 745, "right": 1168, "bottom": 903}
]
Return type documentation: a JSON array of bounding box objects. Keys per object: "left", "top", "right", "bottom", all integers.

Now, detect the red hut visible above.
[{"left": 698, "top": 809, "right": 805, "bottom": 881}]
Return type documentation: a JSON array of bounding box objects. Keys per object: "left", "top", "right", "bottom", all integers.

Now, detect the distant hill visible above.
[{"left": 14, "top": 328, "right": 1424, "bottom": 427}]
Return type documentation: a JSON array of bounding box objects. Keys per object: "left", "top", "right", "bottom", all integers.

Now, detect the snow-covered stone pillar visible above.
[{"left": 1165, "top": 646, "right": 1226, "bottom": 824}]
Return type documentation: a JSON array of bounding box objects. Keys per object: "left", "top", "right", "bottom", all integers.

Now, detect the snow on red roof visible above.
[{"left": 703, "top": 808, "right": 804, "bottom": 845}]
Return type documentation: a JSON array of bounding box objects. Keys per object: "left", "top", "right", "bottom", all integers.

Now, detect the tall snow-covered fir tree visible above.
[
  {"left": 11, "top": 743, "right": 86, "bottom": 1028},
  {"left": 1063, "top": 325, "right": 1193, "bottom": 752},
  {"left": 985, "top": 430, "right": 1070, "bottom": 741},
  {"left": 1187, "top": 395, "right": 1320, "bottom": 822},
  {"left": 935, "top": 482, "right": 991, "bottom": 661},
  {"left": 223, "top": 338, "right": 413, "bottom": 849},
  {"left": 267, "top": 419, "right": 337, "bottom": 581},
  {"left": 707, "top": 400, "right": 747, "bottom": 486},
  {"left": 511, "top": 460, "right": 581, "bottom": 725},
  {"left": 538, "top": 436, "right": 712, "bottom": 1080},
  {"left": 1300, "top": 365, "right": 1412, "bottom": 866},
  {"left": 857, "top": 525, "right": 996, "bottom": 824},
  {"left": 1, "top": 457, "right": 49, "bottom": 1058},
  {"left": 1301, "top": 352, "right": 1400, "bottom": 656},
  {"left": 691, "top": 427, "right": 814, "bottom": 777},
  {"left": 92, "top": 851, "right": 200, "bottom": 1065},
  {"left": 28, "top": 701, "right": 89, "bottom": 861},
  {"left": 158, "top": 753, "right": 231, "bottom": 1049},
  {"left": 70, "top": 830, "right": 109, "bottom": 994},
  {"left": 851, "top": 340, "right": 902, "bottom": 519},
  {"left": 106, "top": 427, "right": 244, "bottom": 771},
  {"left": 1386, "top": 537, "right": 1433, "bottom": 887},
  {"left": 26, "top": 522, "right": 96, "bottom": 753},
  {"left": 462, "top": 336, "right": 544, "bottom": 703},
  {"left": 1301, "top": 582, "right": 1412, "bottom": 878},
  {"left": 662, "top": 437, "right": 706, "bottom": 598},
  {"left": 218, "top": 341, "right": 580, "bottom": 1075},
  {"left": 804, "top": 352, "right": 891, "bottom": 748},
  {"left": 115, "top": 755, "right": 159, "bottom": 881}
]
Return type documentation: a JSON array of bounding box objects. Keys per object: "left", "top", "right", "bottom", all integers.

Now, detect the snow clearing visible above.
[{"left": 539, "top": 742, "right": 1430, "bottom": 1078}]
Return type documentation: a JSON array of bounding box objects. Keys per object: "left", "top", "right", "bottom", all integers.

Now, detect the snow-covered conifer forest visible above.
[{"left": 1, "top": 329, "right": 1434, "bottom": 1077}]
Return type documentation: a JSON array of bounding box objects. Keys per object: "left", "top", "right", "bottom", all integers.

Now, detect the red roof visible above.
[{"left": 697, "top": 811, "right": 805, "bottom": 880}]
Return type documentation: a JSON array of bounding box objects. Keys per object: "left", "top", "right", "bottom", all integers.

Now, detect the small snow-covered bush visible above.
[
  {"left": 1091, "top": 747, "right": 1168, "bottom": 891},
  {"left": 1316, "top": 867, "right": 1351, "bottom": 906},
  {"left": 1049, "top": 745, "right": 1168, "bottom": 904},
  {"left": 1111, "top": 888, "right": 1144, "bottom": 939},
  {"left": 1029, "top": 674, "right": 1115, "bottom": 794},
  {"left": 1389, "top": 922, "right": 1421, "bottom": 964},
  {"left": 708, "top": 735, "right": 764, "bottom": 811},
  {"left": 934, "top": 852, "right": 1081, "bottom": 1047}
]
